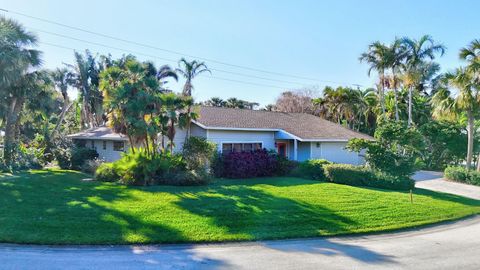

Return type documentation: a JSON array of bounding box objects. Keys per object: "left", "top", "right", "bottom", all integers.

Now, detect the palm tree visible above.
[
  {"left": 459, "top": 39, "right": 480, "bottom": 170},
  {"left": 386, "top": 38, "right": 408, "bottom": 121},
  {"left": 204, "top": 97, "right": 226, "bottom": 107},
  {"left": 176, "top": 58, "right": 210, "bottom": 139},
  {"left": 156, "top": 64, "right": 178, "bottom": 92},
  {"left": 401, "top": 35, "right": 445, "bottom": 126},
  {"left": 176, "top": 58, "right": 211, "bottom": 97},
  {"left": 50, "top": 67, "right": 74, "bottom": 138},
  {"left": 0, "top": 17, "right": 42, "bottom": 166},
  {"left": 359, "top": 42, "right": 389, "bottom": 115},
  {"left": 432, "top": 68, "right": 479, "bottom": 169}
]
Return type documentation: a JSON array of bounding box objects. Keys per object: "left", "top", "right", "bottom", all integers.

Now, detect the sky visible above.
[{"left": 0, "top": 0, "right": 478, "bottom": 106}]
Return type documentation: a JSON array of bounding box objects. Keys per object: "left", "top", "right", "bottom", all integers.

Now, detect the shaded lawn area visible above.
[{"left": 0, "top": 169, "right": 479, "bottom": 244}]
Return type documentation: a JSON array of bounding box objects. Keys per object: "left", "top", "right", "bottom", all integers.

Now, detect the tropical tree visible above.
[
  {"left": 386, "top": 38, "right": 407, "bottom": 121},
  {"left": 400, "top": 35, "right": 445, "bottom": 126},
  {"left": 359, "top": 41, "right": 390, "bottom": 115},
  {"left": 67, "top": 50, "right": 104, "bottom": 128},
  {"left": 50, "top": 67, "right": 74, "bottom": 138},
  {"left": 176, "top": 58, "right": 210, "bottom": 97},
  {"left": 203, "top": 97, "right": 226, "bottom": 107},
  {"left": 432, "top": 68, "right": 479, "bottom": 169},
  {"left": 0, "top": 17, "right": 42, "bottom": 166}
]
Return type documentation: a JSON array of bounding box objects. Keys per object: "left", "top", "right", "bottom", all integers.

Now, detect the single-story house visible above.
[{"left": 68, "top": 106, "right": 372, "bottom": 164}]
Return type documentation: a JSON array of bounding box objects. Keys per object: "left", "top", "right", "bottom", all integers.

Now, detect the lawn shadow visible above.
[
  {"left": 175, "top": 183, "right": 357, "bottom": 240},
  {"left": 0, "top": 169, "right": 186, "bottom": 245}
]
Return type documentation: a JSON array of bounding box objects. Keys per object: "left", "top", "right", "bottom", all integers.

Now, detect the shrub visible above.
[
  {"left": 94, "top": 149, "right": 209, "bottom": 186},
  {"left": 444, "top": 166, "right": 469, "bottom": 182},
  {"left": 468, "top": 171, "right": 480, "bottom": 186},
  {"left": 323, "top": 164, "right": 414, "bottom": 191},
  {"left": 81, "top": 159, "right": 103, "bottom": 174},
  {"left": 292, "top": 159, "right": 332, "bottom": 180},
  {"left": 95, "top": 163, "right": 119, "bottom": 182},
  {"left": 219, "top": 149, "right": 291, "bottom": 178},
  {"left": 70, "top": 147, "right": 98, "bottom": 170},
  {"left": 182, "top": 137, "right": 216, "bottom": 171},
  {"left": 444, "top": 166, "right": 480, "bottom": 186}
]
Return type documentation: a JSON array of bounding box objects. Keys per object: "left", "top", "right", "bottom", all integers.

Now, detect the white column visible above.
[{"left": 293, "top": 139, "right": 298, "bottom": 161}]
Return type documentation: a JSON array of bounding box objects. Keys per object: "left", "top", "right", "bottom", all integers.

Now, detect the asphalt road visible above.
[{"left": 1, "top": 215, "right": 479, "bottom": 270}]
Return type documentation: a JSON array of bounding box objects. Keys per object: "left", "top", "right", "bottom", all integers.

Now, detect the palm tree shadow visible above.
[
  {"left": 175, "top": 184, "right": 357, "bottom": 240},
  {"left": 263, "top": 239, "right": 397, "bottom": 264}
]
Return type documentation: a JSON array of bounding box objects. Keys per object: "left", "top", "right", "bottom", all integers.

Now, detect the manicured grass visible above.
[{"left": 1, "top": 169, "right": 479, "bottom": 244}]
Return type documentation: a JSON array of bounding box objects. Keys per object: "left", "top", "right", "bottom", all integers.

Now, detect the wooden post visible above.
[{"left": 410, "top": 189, "right": 413, "bottom": 204}]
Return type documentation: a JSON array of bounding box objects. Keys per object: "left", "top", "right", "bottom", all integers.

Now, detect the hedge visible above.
[
  {"left": 323, "top": 164, "right": 415, "bottom": 191},
  {"left": 444, "top": 166, "right": 480, "bottom": 186}
]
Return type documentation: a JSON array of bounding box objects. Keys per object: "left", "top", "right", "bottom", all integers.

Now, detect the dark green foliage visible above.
[
  {"left": 323, "top": 164, "right": 415, "bottom": 191},
  {"left": 444, "top": 166, "right": 480, "bottom": 186},
  {"left": 70, "top": 147, "right": 99, "bottom": 170},
  {"left": 292, "top": 159, "right": 332, "bottom": 180},
  {"left": 419, "top": 121, "right": 467, "bottom": 170}
]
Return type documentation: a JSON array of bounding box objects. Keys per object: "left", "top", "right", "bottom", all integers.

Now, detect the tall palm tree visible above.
[
  {"left": 359, "top": 42, "right": 389, "bottom": 115},
  {"left": 156, "top": 64, "right": 178, "bottom": 92},
  {"left": 176, "top": 58, "right": 211, "bottom": 97},
  {"left": 432, "top": 68, "right": 479, "bottom": 169},
  {"left": 401, "top": 35, "right": 445, "bottom": 126},
  {"left": 386, "top": 38, "right": 408, "bottom": 121},
  {"left": 0, "top": 17, "right": 42, "bottom": 166},
  {"left": 204, "top": 97, "right": 226, "bottom": 107},
  {"left": 459, "top": 39, "right": 480, "bottom": 170},
  {"left": 176, "top": 58, "right": 210, "bottom": 138},
  {"left": 50, "top": 67, "right": 74, "bottom": 138}
]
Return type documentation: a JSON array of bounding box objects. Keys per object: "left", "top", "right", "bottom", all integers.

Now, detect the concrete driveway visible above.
[
  {"left": 413, "top": 171, "right": 480, "bottom": 200},
  {"left": 1, "top": 216, "right": 480, "bottom": 270}
]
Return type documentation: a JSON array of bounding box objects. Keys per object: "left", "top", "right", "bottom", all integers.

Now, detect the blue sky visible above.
[{"left": 0, "top": 0, "right": 478, "bottom": 106}]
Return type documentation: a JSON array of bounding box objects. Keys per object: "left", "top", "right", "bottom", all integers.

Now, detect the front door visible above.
[{"left": 277, "top": 142, "right": 287, "bottom": 158}]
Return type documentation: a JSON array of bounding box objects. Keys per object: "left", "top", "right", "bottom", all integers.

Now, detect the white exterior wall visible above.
[
  {"left": 207, "top": 130, "right": 276, "bottom": 152},
  {"left": 310, "top": 141, "right": 364, "bottom": 165},
  {"left": 83, "top": 139, "right": 128, "bottom": 162}
]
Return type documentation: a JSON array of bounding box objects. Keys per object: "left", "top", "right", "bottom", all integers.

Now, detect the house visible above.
[
  {"left": 67, "top": 127, "right": 129, "bottom": 162},
  {"left": 68, "top": 106, "right": 372, "bottom": 164}
]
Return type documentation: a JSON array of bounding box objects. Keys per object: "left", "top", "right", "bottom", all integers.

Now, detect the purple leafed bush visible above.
[{"left": 219, "top": 149, "right": 292, "bottom": 178}]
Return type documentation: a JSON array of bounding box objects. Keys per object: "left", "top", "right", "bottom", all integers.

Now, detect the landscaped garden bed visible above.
[{"left": 0, "top": 169, "right": 479, "bottom": 245}]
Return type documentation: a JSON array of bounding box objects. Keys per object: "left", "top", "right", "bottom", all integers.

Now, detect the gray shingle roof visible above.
[
  {"left": 67, "top": 127, "right": 129, "bottom": 141},
  {"left": 195, "top": 106, "right": 372, "bottom": 141}
]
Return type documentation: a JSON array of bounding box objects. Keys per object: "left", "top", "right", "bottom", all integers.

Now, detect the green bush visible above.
[
  {"left": 468, "top": 171, "right": 480, "bottom": 186},
  {"left": 95, "top": 163, "right": 119, "bottom": 182},
  {"left": 182, "top": 137, "right": 216, "bottom": 171},
  {"left": 94, "top": 149, "right": 209, "bottom": 186},
  {"left": 292, "top": 159, "right": 332, "bottom": 180},
  {"left": 323, "top": 164, "right": 414, "bottom": 191},
  {"left": 444, "top": 166, "right": 480, "bottom": 186},
  {"left": 70, "top": 147, "right": 98, "bottom": 170},
  {"left": 81, "top": 159, "right": 103, "bottom": 175},
  {"left": 444, "top": 166, "right": 469, "bottom": 182}
]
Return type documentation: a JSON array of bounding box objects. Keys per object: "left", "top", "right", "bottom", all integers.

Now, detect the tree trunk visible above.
[
  {"left": 3, "top": 97, "right": 24, "bottom": 166},
  {"left": 466, "top": 110, "right": 474, "bottom": 170},
  {"left": 392, "top": 75, "right": 400, "bottom": 121},
  {"left": 407, "top": 86, "right": 413, "bottom": 127},
  {"left": 50, "top": 100, "right": 73, "bottom": 139},
  {"left": 477, "top": 152, "right": 480, "bottom": 172},
  {"left": 380, "top": 71, "right": 386, "bottom": 115}
]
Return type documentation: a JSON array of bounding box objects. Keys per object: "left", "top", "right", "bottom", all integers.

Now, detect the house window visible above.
[
  {"left": 222, "top": 143, "right": 233, "bottom": 155},
  {"left": 221, "top": 143, "right": 263, "bottom": 154},
  {"left": 102, "top": 141, "right": 107, "bottom": 150},
  {"left": 113, "top": 141, "right": 125, "bottom": 152}
]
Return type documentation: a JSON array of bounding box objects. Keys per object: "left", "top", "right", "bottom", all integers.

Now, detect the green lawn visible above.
[{"left": 0, "top": 169, "right": 479, "bottom": 244}]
